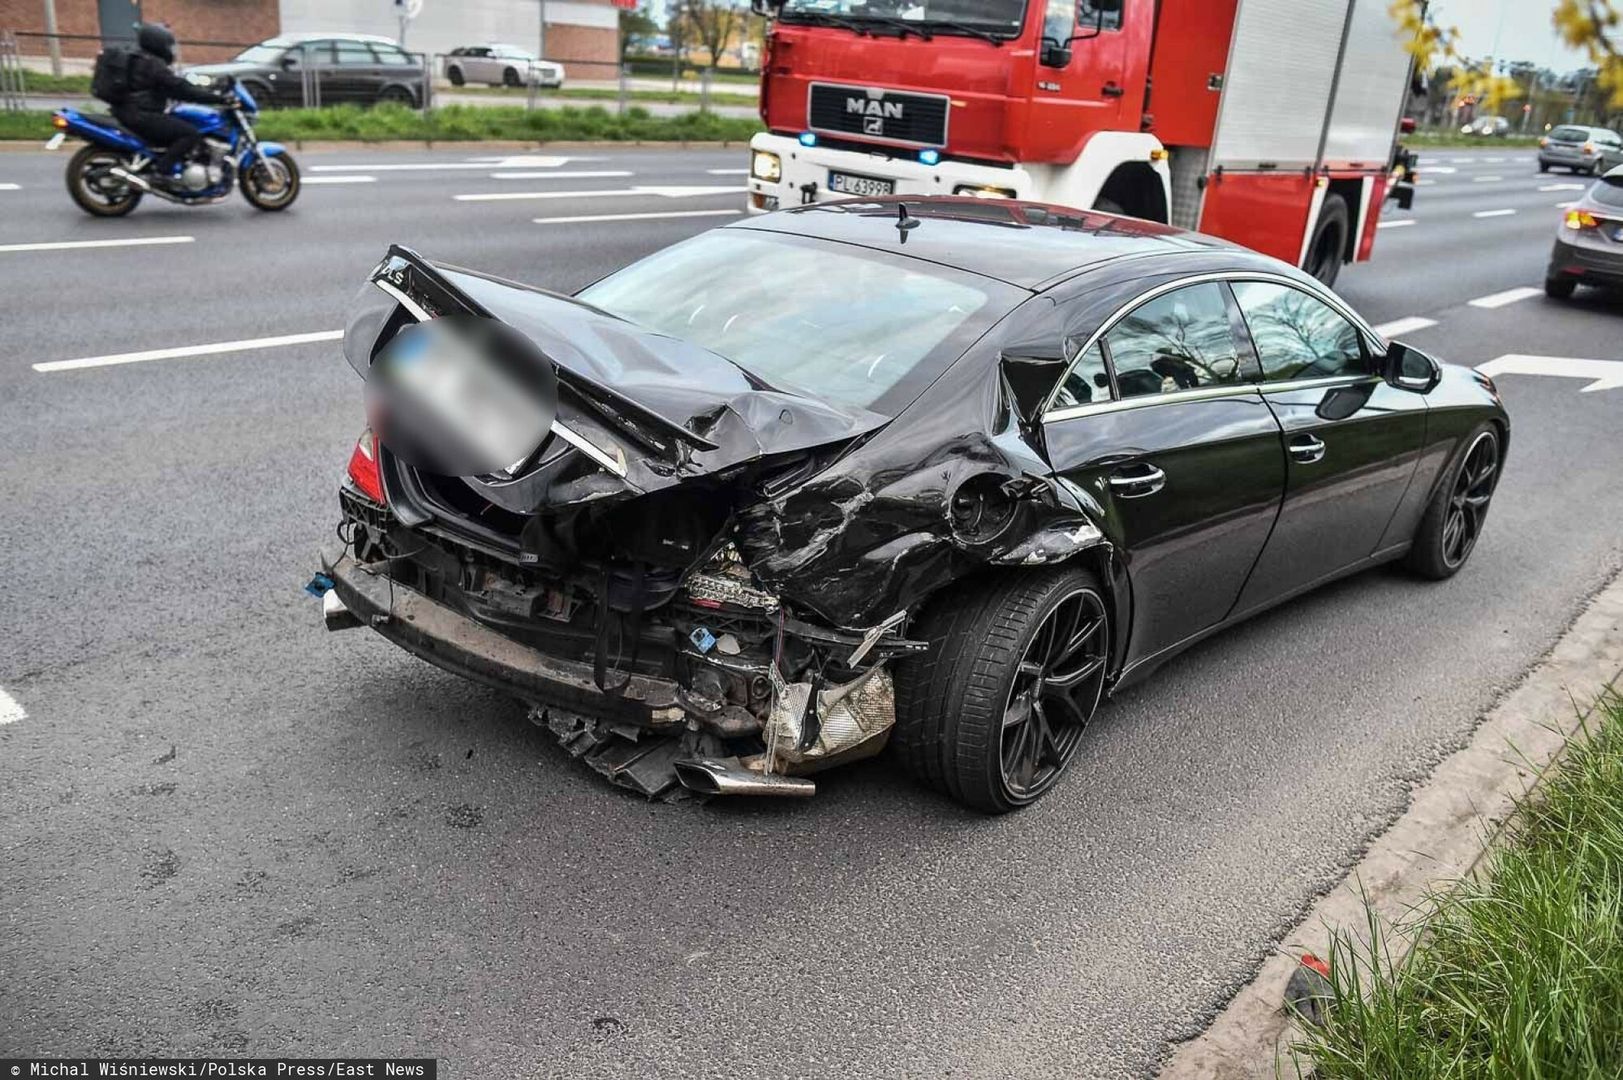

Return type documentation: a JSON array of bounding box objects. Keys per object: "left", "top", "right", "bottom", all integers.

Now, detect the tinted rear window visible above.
[
  {"left": 1550, "top": 126, "right": 1590, "bottom": 142},
  {"left": 1592, "top": 177, "right": 1623, "bottom": 209}
]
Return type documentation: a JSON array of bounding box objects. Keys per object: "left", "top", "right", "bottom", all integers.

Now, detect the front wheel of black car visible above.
[
  {"left": 1406, "top": 424, "right": 1502, "bottom": 580},
  {"left": 892, "top": 568, "right": 1110, "bottom": 814}
]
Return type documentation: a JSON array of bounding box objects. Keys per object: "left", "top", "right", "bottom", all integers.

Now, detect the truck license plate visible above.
[{"left": 828, "top": 171, "right": 895, "bottom": 197}]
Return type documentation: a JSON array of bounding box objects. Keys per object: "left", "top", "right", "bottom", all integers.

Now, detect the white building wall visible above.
[{"left": 278, "top": 0, "right": 616, "bottom": 59}]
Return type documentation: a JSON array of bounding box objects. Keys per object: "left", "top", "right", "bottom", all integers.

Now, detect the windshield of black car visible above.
[
  {"left": 233, "top": 41, "right": 290, "bottom": 63},
  {"left": 1591, "top": 176, "right": 1623, "bottom": 208},
  {"left": 779, "top": 0, "right": 1027, "bottom": 34},
  {"left": 575, "top": 230, "right": 1009, "bottom": 414}
]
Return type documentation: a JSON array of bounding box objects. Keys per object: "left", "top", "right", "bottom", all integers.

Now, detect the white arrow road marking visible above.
[
  {"left": 1373, "top": 316, "right": 1438, "bottom": 338},
  {"left": 1476, "top": 354, "right": 1623, "bottom": 393},
  {"left": 1469, "top": 286, "right": 1542, "bottom": 309},
  {"left": 0, "top": 235, "right": 193, "bottom": 254},
  {"left": 0, "top": 687, "right": 24, "bottom": 726},
  {"left": 534, "top": 208, "right": 742, "bottom": 225},
  {"left": 34, "top": 329, "right": 342, "bottom": 373},
  {"left": 488, "top": 170, "right": 633, "bottom": 180},
  {"left": 454, "top": 184, "right": 743, "bottom": 203}
]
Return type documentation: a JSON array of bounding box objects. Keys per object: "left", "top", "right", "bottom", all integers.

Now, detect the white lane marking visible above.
[
  {"left": 1477, "top": 354, "right": 1623, "bottom": 393},
  {"left": 0, "top": 235, "right": 193, "bottom": 254},
  {"left": 534, "top": 208, "right": 743, "bottom": 225},
  {"left": 706, "top": 168, "right": 748, "bottom": 175},
  {"left": 1468, "top": 286, "right": 1542, "bottom": 309},
  {"left": 1472, "top": 175, "right": 1504, "bottom": 183},
  {"left": 455, "top": 184, "right": 743, "bottom": 203},
  {"left": 1377, "top": 219, "right": 1417, "bottom": 229},
  {"left": 1540, "top": 183, "right": 1586, "bottom": 191},
  {"left": 0, "top": 686, "right": 23, "bottom": 726},
  {"left": 0, "top": 182, "right": 19, "bottom": 191},
  {"left": 1426, "top": 166, "right": 1459, "bottom": 174},
  {"left": 302, "top": 175, "right": 377, "bottom": 184},
  {"left": 1373, "top": 316, "right": 1438, "bottom": 338},
  {"left": 1414, "top": 179, "right": 1437, "bottom": 186},
  {"left": 1472, "top": 208, "right": 1517, "bottom": 218},
  {"left": 488, "top": 170, "right": 633, "bottom": 180},
  {"left": 1481, "top": 157, "right": 1505, "bottom": 163},
  {"left": 34, "top": 329, "right": 342, "bottom": 373},
  {"left": 311, "top": 158, "right": 577, "bottom": 172},
  {"left": 1557, "top": 201, "right": 1576, "bottom": 209}
]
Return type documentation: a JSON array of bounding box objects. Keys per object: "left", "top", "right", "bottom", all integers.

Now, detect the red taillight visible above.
[{"left": 346, "top": 429, "right": 386, "bottom": 504}]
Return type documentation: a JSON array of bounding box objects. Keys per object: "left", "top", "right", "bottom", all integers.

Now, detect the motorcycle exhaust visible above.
[
  {"left": 107, "top": 167, "right": 223, "bottom": 206},
  {"left": 673, "top": 757, "right": 816, "bottom": 798}
]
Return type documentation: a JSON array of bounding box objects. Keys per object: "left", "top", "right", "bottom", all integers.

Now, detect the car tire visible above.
[
  {"left": 891, "top": 567, "right": 1111, "bottom": 814},
  {"left": 378, "top": 85, "right": 414, "bottom": 107},
  {"left": 1405, "top": 424, "right": 1502, "bottom": 581},
  {"left": 503, "top": 67, "right": 522, "bottom": 87},
  {"left": 1545, "top": 275, "right": 1577, "bottom": 300},
  {"left": 1305, "top": 193, "right": 1350, "bottom": 288},
  {"left": 1538, "top": 160, "right": 1550, "bottom": 173},
  {"left": 447, "top": 66, "right": 465, "bottom": 87}
]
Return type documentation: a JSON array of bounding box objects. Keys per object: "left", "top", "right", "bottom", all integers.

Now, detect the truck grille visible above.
[{"left": 807, "top": 83, "right": 950, "bottom": 148}]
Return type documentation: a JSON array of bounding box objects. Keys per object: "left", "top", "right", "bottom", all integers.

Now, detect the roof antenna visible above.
[{"left": 895, "top": 202, "right": 920, "bottom": 245}]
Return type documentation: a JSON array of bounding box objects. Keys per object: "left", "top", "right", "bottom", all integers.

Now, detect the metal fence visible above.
[{"left": 0, "top": 30, "right": 725, "bottom": 118}]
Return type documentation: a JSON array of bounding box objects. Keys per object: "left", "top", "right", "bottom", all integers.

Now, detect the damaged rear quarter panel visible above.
[{"left": 737, "top": 295, "right": 1112, "bottom": 629}]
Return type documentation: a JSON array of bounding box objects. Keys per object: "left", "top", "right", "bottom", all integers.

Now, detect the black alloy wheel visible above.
[
  {"left": 999, "top": 587, "right": 1109, "bottom": 802},
  {"left": 892, "top": 567, "right": 1111, "bottom": 813},
  {"left": 65, "top": 145, "right": 141, "bottom": 217},
  {"left": 1407, "top": 426, "right": 1501, "bottom": 579}
]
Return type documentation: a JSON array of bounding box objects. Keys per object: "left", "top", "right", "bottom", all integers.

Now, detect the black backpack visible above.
[{"left": 90, "top": 46, "right": 135, "bottom": 106}]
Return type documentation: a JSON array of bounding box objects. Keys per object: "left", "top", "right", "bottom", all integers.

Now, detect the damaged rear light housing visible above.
[{"left": 346, "top": 428, "right": 386, "bottom": 504}]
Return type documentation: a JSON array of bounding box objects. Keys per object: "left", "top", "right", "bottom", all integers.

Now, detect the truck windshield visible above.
[{"left": 779, "top": 0, "right": 1028, "bottom": 37}]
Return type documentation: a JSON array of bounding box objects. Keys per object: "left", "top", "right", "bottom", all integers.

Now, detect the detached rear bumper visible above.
[{"left": 321, "top": 548, "right": 685, "bottom": 723}]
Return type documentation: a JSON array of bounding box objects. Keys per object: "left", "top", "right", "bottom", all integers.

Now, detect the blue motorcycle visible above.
[{"left": 50, "top": 79, "right": 299, "bottom": 217}]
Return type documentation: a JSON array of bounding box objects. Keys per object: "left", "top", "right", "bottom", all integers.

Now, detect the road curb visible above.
[
  {"left": 1159, "top": 568, "right": 1623, "bottom": 1079},
  {"left": 0, "top": 138, "right": 747, "bottom": 153}
]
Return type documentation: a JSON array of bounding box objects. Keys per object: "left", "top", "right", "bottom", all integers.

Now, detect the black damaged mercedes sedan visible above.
[{"left": 320, "top": 198, "right": 1508, "bottom": 812}]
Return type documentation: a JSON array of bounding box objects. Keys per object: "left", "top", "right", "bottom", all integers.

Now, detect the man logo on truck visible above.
[{"left": 848, "top": 95, "right": 905, "bottom": 137}]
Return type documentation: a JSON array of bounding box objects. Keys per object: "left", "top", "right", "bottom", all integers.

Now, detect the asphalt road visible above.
[{"left": 1, "top": 145, "right": 1619, "bottom": 1078}]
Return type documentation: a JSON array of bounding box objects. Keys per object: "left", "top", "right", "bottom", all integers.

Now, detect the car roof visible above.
[
  {"left": 269, "top": 32, "right": 399, "bottom": 45},
  {"left": 728, "top": 196, "right": 1245, "bottom": 291}
]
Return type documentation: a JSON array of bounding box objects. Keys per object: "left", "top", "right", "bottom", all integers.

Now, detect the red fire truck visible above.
[{"left": 744, "top": 0, "right": 1418, "bottom": 286}]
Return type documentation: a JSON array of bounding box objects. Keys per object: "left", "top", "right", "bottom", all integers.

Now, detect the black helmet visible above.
[{"left": 136, "top": 22, "right": 176, "bottom": 63}]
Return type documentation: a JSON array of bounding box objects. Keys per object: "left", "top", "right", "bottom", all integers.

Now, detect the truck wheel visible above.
[
  {"left": 1305, "top": 194, "right": 1350, "bottom": 288},
  {"left": 891, "top": 567, "right": 1110, "bottom": 814}
]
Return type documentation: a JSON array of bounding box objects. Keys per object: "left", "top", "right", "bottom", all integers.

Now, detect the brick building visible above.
[{"left": 1, "top": 0, "right": 622, "bottom": 76}]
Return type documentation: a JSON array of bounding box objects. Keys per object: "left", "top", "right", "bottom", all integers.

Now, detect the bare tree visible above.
[{"left": 673, "top": 0, "right": 744, "bottom": 70}]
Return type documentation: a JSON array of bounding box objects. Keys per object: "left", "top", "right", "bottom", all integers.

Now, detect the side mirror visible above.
[
  {"left": 1040, "top": 42, "right": 1073, "bottom": 68},
  {"left": 279, "top": 55, "right": 298, "bottom": 70},
  {"left": 1001, "top": 346, "right": 1070, "bottom": 424},
  {"left": 1384, "top": 341, "right": 1442, "bottom": 393}
]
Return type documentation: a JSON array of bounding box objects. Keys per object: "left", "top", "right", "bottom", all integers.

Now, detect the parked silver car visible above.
[
  {"left": 1546, "top": 165, "right": 1623, "bottom": 298},
  {"left": 444, "top": 45, "right": 565, "bottom": 89},
  {"left": 1539, "top": 125, "right": 1623, "bottom": 176}
]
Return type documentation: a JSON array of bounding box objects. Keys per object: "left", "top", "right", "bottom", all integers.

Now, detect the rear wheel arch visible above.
[{"left": 1094, "top": 162, "right": 1170, "bottom": 223}]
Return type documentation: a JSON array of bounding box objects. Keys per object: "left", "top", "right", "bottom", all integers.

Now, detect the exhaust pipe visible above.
[
  {"left": 322, "top": 589, "right": 363, "bottom": 632},
  {"left": 673, "top": 757, "right": 816, "bottom": 798}
]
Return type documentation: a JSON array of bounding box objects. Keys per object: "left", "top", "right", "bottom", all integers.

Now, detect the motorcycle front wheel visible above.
[
  {"left": 66, "top": 145, "right": 142, "bottom": 217},
  {"left": 240, "top": 153, "right": 300, "bottom": 211}
]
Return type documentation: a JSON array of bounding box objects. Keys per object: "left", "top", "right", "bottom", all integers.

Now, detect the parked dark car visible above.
[
  {"left": 1546, "top": 165, "right": 1623, "bottom": 297},
  {"left": 319, "top": 198, "right": 1509, "bottom": 812},
  {"left": 187, "top": 34, "right": 424, "bottom": 109}
]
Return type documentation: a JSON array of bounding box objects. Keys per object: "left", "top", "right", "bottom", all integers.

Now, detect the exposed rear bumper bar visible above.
[{"left": 320, "top": 548, "right": 684, "bottom": 722}]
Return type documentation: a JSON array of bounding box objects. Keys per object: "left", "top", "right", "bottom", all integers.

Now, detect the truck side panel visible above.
[
  {"left": 1211, "top": 0, "right": 1353, "bottom": 169},
  {"left": 1323, "top": 0, "right": 1413, "bottom": 167},
  {"left": 1145, "top": 0, "right": 1239, "bottom": 149},
  {"left": 1197, "top": 172, "right": 1319, "bottom": 265}
]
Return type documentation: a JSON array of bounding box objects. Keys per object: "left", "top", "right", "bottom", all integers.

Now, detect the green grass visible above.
[
  {"left": 1407, "top": 131, "right": 1543, "bottom": 149},
  {"left": 449, "top": 85, "right": 758, "bottom": 108},
  {"left": 10, "top": 70, "right": 92, "bottom": 94},
  {"left": 0, "top": 104, "right": 763, "bottom": 143},
  {"left": 1299, "top": 692, "right": 1623, "bottom": 1080}
]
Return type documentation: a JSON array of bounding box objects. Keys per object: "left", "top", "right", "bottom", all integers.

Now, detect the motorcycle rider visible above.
[{"left": 112, "top": 23, "right": 231, "bottom": 189}]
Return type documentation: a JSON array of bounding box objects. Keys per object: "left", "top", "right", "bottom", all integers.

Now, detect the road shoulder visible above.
[{"left": 1160, "top": 568, "right": 1623, "bottom": 1079}]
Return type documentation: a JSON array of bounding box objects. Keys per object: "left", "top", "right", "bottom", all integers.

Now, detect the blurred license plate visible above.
[{"left": 828, "top": 171, "right": 895, "bottom": 197}]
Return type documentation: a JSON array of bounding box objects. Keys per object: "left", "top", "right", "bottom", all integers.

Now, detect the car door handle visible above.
[
  {"left": 1289, "top": 434, "right": 1327, "bottom": 464},
  {"left": 1102, "top": 81, "right": 1126, "bottom": 98},
  {"left": 1108, "top": 463, "right": 1166, "bottom": 498}
]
